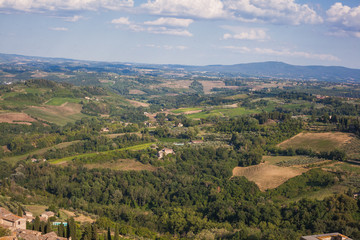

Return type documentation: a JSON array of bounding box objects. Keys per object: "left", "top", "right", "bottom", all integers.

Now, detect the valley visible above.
[{"left": 1, "top": 55, "right": 360, "bottom": 239}]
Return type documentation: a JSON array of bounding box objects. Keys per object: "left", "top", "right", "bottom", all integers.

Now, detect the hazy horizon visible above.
[{"left": 1, "top": 0, "right": 359, "bottom": 68}]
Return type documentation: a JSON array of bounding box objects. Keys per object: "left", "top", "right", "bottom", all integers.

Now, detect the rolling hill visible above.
[{"left": 1, "top": 53, "right": 360, "bottom": 83}]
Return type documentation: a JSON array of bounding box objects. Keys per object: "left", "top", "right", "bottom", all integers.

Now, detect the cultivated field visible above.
[
  {"left": 233, "top": 158, "right": 307, "bottom": 191},
  {"left": 85, "top": 159, "right": 157, "bottom": 171},
  {"left": 45, "top": 97, "right": 81, "bottom": 106},
  {"left": 0, "top": 112, "right": 37, "bottom": 125},
  {"left": 127, "top": 99, "right": 150, "bottom": 107},
  {"left": 199, "top": 81, "right": 238, "bottom": 94},
  {"left": 129, "top": 89, "right": 146, "bottom": 95},
  {"left": 50, "top": 142, "right": 155, "bottom": 165},
  {"left": 186, "top": 107, "right": 259, "bottom": 119},
  {"left": 61, "top": 209, "right": 94, "bottom": 223},
  {"left": 24, "top": 103, "right": 86, "bottom": 126},
  {"left": 277, "top": 132, "right": 353, "bottom": 152},
  {"left": 3, "top": 141, "right": 81, "bottom": 164},
  {"left": 154, "top": 80, "right": 192, "bottom": 90}
]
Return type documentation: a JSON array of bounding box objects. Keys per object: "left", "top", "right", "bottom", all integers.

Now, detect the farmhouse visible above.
[
  {"left": 40, "top": 211, "right": 55, "bottom": 222},
  {"left": 101, "top": 127, "right": 109, "bottom": 132},
  {"left": 158, "top": 148, "right": 174, "bottom": 159},
  {"left": 23, "top": 211, "right": 34, "bottom": 222},
  {"left": 0, "top": 207, "right": 26, "bottom": 230},
  {"left": 300, "top": 232, "right": 352, "bottom": 240}
]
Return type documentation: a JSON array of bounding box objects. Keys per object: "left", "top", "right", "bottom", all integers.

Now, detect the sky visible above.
[{"left": 0, "top": 0, "right": 359, "bottom": 68}]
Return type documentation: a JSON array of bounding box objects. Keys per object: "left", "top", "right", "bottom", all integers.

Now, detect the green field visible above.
[
  {"left": 50, "top": 142, "right": 155, "bottom": 164},
  {"left": 24, "top": 107, "right": 86, "bottom": 126},
  {"left": 186, "top": 107, "right": 259, "bottom": 119},
  {"left": 277, "top": 132, "right": 353, "bottom": 153},
  {"left": 3, "top": 141, "right": 81, "bottom": 165},
  {"left": 25, "top": 88, "right": 43, "bottom": 94},
  {"left": 171, "top": 107, "right": 203, "bottom": 114},
  {"left": 224, "top": 94, "right": 248, "bottom": 100},
  {"left": 46, "top": 97, "right": 81, "bottom": 106}
]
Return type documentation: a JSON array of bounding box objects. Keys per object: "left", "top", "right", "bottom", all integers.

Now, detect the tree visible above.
[
  {"left": 0, "top": 226, "right": 10, "bottom": 237},
  {"left": 58, "top": 223, "right": 65, "bottom": 237},
  {"left": 91, "top": 224, "right": 98, "bottom": 240},
  {"left": 107, "top": 227, "right": 111, "bottom": 240},
  {"left": 67, "top": 217, "right": 76, "bottom": 240},
  {"left": 69, "top": 217, "right": 77, "bottom": 240},
  {"left": 114, "top": 224, "right": 119, "bottom": 240},
  {"left": 34, "top": 216, "right": 40, "bottom": 231},
  {"left": 17, "top": 205, "right": 23, "bottom": 217},
  {"left": 67, "top": 219, "right": 71, "bottom": 239},
  {"left": 45, "top": 219, "right": 52, "bottom": 233},
  {"left": 81, "top": 224, "right": 91, "bottom": 240}
]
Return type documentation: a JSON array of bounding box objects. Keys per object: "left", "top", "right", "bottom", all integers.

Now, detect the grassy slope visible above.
[
  {"left": 50, "top": 142, "right": 155, "bottom": 164},
  {"left": 45, "top": 97, "right": 82, "bottom": 106},
  {"left": 24, "top": 107, "right": 86, "bottom": 126},
  {"left": 3, "top": 141, "right": 81, "bottom": 165}
]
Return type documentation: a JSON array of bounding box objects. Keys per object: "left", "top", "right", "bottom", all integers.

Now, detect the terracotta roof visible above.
[
  {"left": 0, "top": 208, "right": 23, "bottom": 223},
  {"left": 1, "top": 215, "right": 21, "bottom": 222}
]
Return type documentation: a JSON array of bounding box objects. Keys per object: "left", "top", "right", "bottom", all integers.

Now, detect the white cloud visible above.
[
  {"left": 141, "top": 0, "right": 226, "bottom": 19},
  {"left": 144, "top": 44, "right": 188, "bottom": 50},
  {"left": 64, "top": 15, "right": 83, "bottom": 22},
  {"left": 111, "top": 17, "right": 131, "bottom": 25},
  {"left": 141, "top": 0, "right": 322, "bottom": 25},
  {"left": 144, "top": 17, "right": 193, "bottom": 27},
  {"left": 111, "top": 17, "right": 192, "bottom": 37},
  {"left": 222, "top": 27, "right": 269, "bottom": 40},
  {"left": 327, "top": 3, "right": 360, "bottom": 38},
  {"left": 223, "top": 46, "right": 339, "bottom": 61},
  {"left": 147, "top": 27, "right": 192, "bottom": 36},
  {"left": 0, "top": 0, "right": 134, "bottom": 12},
  {"left": 49, "top": 27, "right": 68, "bottom": 31},
  {"left": 224, "top": 0, "right": 323, "bottom": 25}
]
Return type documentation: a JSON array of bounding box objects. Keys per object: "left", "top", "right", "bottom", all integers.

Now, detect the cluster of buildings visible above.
[
  {"left": 0, "top": 207, "right": 65, "bottom": 240},
  {"left": 300, "top": 233, "right": 352, "bottom": 240}
]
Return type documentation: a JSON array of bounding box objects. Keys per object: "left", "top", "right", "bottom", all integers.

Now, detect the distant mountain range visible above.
[{"left": 1, "top": 53, "right": 360, "bottom": 82}]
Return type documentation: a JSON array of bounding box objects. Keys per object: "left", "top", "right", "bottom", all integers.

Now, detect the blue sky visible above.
[{"left": 0, "top": 0, "right": 359, "bottom": 68}]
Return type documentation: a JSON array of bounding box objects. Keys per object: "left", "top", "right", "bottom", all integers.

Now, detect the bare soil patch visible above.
[
  {"left": 233, "top": 161, "right": 306, "bottom": 191},
  {"left": 31, "top": 71, "right": 49, "bottom": 78},
  {"left": 127, "top": 99, "right": 149, "bottom": 107},
  {"left": 129, "top": 89, "right": 146, "bottom": 95},
  {"left": 85, "top": 159, "right": 157, "bottom": 171},
  {"left": 2, "top": 145, "right": 10, "bottom": 153},
  {"left": 154, "top": 80, "right": 192, "bottom": 89},
  {"left": 199, "top": 81, "right": 239, "bottom": 94},
  {"left": 30, "top": 102, "right": 82, "bottom": 116},
  {"left": 61, "top": 209, "right": 94, "bottom": 223},
  {"left": 0, "top": 112, "right": 37, "bottom": 124},
  {"left": 277, "top": 132, "right": 353, "bottom": 152},
  {"left": 183, "top": 110, "right": 203, "bottom": 115}
]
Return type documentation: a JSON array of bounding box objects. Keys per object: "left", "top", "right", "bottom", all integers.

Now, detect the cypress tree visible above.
[
  {"left": 66, "top": 219, "right": 71, "bottom": 239},
  {"left": 107, "top": 227, "right": 111, "bottom": 240},
  {"left": 81, "top": 224, "right": 91, "bottom": 240},
  {"left": 17, "top": 206, "right": 23, "bottom": 217},
  {"left": 34, "top": 216, "right": 40, "bottom": 232},
  {"left": 45, "top": 219, "right": 52, "bottom": 233},
  {"left": 40, "top": 221, "right": 46, "bottom": 234},
  {"left": 58, "top": 223, "right": 64, "bottom": 237},
  {"left": 114, "top": 224, "right": 119, "bottom": 240},
  {"left": 70, "top": 217, "right": 76, "bottom": 240},
  {"left": 91, "top": 224, "right": 98, "bottom": 240}
]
